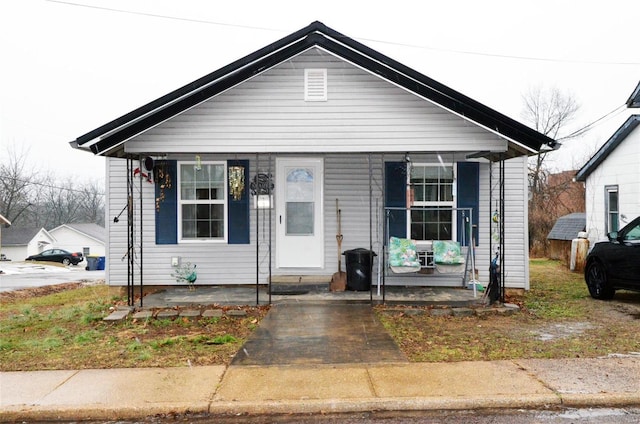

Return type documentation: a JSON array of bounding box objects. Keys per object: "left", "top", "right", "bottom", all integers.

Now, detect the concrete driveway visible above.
[{"left": 0, "top": 261, "right": 105, "bottom": 292}]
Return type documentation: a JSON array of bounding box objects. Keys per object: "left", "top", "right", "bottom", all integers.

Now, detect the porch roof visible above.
[{"left": 70, "top": 21, "right": 555, "bottom": 158}]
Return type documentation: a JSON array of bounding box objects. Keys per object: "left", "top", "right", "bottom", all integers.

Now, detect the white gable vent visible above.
[{"left": 304, "top": 68, "right": 327, "bottom": 101}]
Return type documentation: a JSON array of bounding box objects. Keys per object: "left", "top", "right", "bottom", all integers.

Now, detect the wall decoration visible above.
[{"left": 229, "top": 165, "right": 245, "bottom": 201}]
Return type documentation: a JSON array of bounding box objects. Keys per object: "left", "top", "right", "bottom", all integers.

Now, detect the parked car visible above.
[
  {"left": 26, "top": 249, "right": 84, "bottom": 266},
  {"left": 585, "top": 216, "right": 640, "bottom": 299}
]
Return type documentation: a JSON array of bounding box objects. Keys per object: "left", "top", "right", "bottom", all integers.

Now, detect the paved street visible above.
[{"left": 0, "top": 261, "right": 105, "bottom": 292}]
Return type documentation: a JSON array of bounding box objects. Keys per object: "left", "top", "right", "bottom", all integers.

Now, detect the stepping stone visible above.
[
  {"left": 429, "top": 308, "right": 453, "bottom": 317},
  {"left": 475, "top": 308, "right": 499, "bottom": 317},
  {"left": 452, "top": 307, "right": 475, "bottom": 317},
  {"left": 156, "top": 310, "right": 178, "bottom": 319},
  {"left": 132, "top": 311, "right": 153, "bottom": 320},
  {"left": 180, "top": 309, "right": 201, "bottom": 319},
  {"left": 103, "top": 309, "right": 129, "bottom": 321},
  {"left": 203, "top": 309, "right": 223, "bottom": 318},
  {"left": 226, "top": 310, "right": 247, "bottom": 317}
]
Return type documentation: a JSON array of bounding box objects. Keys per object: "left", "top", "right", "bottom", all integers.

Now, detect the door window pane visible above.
[
  {"left": 286, "top": 202, "right": 314, "bottom": 235},
  {"left": 285, "top": 167, "right": 314, "bottom": 235}
]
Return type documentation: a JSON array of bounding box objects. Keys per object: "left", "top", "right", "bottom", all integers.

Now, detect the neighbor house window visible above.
[
  {"left": 178, "top": 162, "right": 227, "bottom": 242},
  {"left": 409, "top": 164, "right": 455, "bottom": 240},
  {"left": 605, "top": 185, "right": 619, "bottom": 234}
]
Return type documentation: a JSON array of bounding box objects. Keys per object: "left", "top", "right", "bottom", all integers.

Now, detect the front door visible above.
[{"left": 276, "top": 158, "right": 324, "bottom": 268}]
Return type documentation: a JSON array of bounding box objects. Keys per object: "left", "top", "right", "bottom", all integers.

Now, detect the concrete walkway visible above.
[
  {"left": 2, "top": 357, "right": 639, "bottom": 421},
  {"left": 232, "top": 303, "right": 407, "bottom": 365},
  {"left": 2, "top": 301, "right": 639, "bottom": 421}
]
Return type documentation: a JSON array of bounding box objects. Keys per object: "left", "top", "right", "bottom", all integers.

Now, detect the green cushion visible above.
[{"left": 433, "top": 240, "right": 465, "bottom": 265}]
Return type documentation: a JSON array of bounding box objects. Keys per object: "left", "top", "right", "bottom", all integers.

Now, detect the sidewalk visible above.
[{"left": 2, "top": 357, "right": 639, "bottom": 421}]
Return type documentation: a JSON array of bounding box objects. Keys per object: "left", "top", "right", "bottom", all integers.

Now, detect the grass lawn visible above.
[
  {"left": 377, "top": 258, "right": 640, "bottom": 362},
  {"left": 0, "top": 283, "right": 268, "bottom": 371},
  {"left": 1, "top": 259, "right": 639, "bottom": 370}
]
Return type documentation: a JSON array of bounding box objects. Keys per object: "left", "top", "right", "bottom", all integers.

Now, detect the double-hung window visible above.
[
  {"left": 178, "top": 162, "right": 227, "bottom": 242},
  {"left": 605, "top": 185, "right": 619, "bottom": 234},
  {"left": 409, "top": 164, "right": 455, "bottom": 241}
]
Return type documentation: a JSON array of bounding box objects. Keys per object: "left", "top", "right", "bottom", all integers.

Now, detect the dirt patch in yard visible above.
[{"left": 0, "top": 282, "right": 87, "bottom": 301}]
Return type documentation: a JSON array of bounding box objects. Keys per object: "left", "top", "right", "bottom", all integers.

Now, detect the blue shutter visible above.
[
  {"left": 385, "top": 162, "right": 407, "bottom": 238},
  {"left": 456, "top": 162, "right": 479, "bottom": 246},
  {"left": 227, "top": 159, "right": 250, "bottom": 244},
  {"left": 155, "top": 160, "right": 178, "bottom": 244}
]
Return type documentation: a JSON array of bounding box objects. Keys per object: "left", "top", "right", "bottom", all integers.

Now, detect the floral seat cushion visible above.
[
  {"left": 433, "top": 240, "right": 465, "bottom": 265},
  {"left": 388, "top": 237, "right": 421, "bottom": 269}
]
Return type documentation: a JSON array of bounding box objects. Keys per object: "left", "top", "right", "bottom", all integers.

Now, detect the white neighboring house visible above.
[
  {"left": 575, "top": 81, "right": 640, "bottom": 245},
  {"left": 0, "top": 227, "right": 56, "bottom": 261},
  {"left": 49, "top": 223, "right": 106, "bottom": 257}
]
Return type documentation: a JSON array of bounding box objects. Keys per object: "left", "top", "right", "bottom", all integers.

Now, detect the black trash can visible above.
[
  {"left": 343, "top": 248, "right": 377, "bottom": 291},
  {"left": 85, "top": 256, "right": 98, "bottom": 271}
]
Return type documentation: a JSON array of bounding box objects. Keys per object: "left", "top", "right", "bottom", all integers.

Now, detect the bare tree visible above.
[
  {"left": 78, "top": 179, "right": 105, "bottom": 226},
  {"left": 1, "top": 143, "right": 105, "bottom": 229},
  {"left": 0, "top": 146, "right": 40, "bottom": 225},
  {"left": 521, "top": 86, "right": 582, "bottom": 257},
  {"left": 522, "top": 85, "right": 581, "bottom": 194}
]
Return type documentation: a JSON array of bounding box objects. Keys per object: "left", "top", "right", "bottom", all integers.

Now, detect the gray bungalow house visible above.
[{"left": 70, "top": 22, "right": 554, "bottom": 298}]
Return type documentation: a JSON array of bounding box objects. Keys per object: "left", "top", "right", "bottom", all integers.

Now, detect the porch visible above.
[{"left": 139, "top": 284, "right": 484, "bottom": 308}]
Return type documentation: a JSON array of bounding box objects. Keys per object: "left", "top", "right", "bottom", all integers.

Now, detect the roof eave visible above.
[{"left": 575, "top": 114, "right": 640, "bottom": 181}]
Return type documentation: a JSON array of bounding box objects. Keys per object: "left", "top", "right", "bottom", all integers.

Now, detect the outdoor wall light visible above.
[{"left": 253, "top": 194, "right": 273, "bottom": 209}]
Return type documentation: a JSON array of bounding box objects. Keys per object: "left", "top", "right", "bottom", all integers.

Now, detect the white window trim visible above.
[
  {"left": 177, "top": 161, "right": 228, "bottom": 243},
  {"left": 605, "top": 184, "right": 619, "bottom": 234},
  {"left": 407, "top": 163, "right": 457, "bottom": 242}
]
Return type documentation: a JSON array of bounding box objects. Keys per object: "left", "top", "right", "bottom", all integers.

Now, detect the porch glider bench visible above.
[{"left": 388, "top": 237, "right": 465, "bottom": 274}]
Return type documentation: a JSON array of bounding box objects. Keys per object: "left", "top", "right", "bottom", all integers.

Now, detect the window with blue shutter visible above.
[
  {"left": 385, "top": 162, "right": 407, "bottom": 238},
  {"left": 227, "top": 159, "right": 250, "bottom": 244},
  {"left": 456, "top": 162, "right": 479, "bottom": 246},
  {"left": 154, "top": 159, "right": 250, "bottom": 245},
  {"left": 155, "top": 160, "right": 178, "bottom": 244}
]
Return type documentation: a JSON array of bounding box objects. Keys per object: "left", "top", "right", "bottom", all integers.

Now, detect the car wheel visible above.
[
  {"left": 62, "top": 258, "right": 71, "bottom": 266},
  {"left": 585, "top": 261, "right": 615, "bottom": 300}
]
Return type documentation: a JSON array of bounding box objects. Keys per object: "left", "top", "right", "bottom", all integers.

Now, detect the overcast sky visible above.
[{"left": 1, "top": 0, "right": 638, "bottom": 181}]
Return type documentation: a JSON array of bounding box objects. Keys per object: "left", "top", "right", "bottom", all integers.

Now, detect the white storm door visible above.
[{"left": 276, "top": 158, "right": 324, "bottom": 268}]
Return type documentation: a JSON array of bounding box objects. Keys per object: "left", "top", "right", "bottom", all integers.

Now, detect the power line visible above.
[
  {"left": 559, "top": 104, "right": 628, "bottom": 140},
  {"left": 46, "top": 0, "right": 640, "bottom": 66},
  {"left": 45, "top": 0, "right": 283, "bottom": 33},
  {"left": 2, "top": 176, "right": 105, "bottom": 196}
]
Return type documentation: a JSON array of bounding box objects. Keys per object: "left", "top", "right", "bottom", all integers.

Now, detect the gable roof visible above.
[
  {"left": 547, "top": 212, "right": 586, "bottom": 241},
  {"left": 575, "top": 115, "right": 640, "bottom": 181},
  {"left": 70, "top": 21, "right": 554, "bottom": 158},
  {"left": 1, "top": 227, "right": 53, "bottom": 246},
  {"left": 627, "top": 80, "right": 640, "bottom": 108},
  {"left": 49, "top": 223, "right": 106, "bottom": 244}
]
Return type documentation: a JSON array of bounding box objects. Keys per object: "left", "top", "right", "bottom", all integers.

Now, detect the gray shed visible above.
[{"left": 547, "top": 213, "right": 586, "bottom": 262}]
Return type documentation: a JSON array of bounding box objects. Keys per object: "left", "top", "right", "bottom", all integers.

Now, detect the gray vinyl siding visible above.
[
  {"left": 106, "top": 154, "right": 530, "bottom": 289},
  {"left": 104, "top": 48, "right": 530, "bottom": 289},
  {"left": 124, "top": 48, "right": 507, "bottom": 155},
  {"left": 477, "top": 156, "right": 529, "bottom": 289}
]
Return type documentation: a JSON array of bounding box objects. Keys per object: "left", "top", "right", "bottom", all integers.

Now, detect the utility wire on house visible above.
[{"left": 558, "top": 104, "right": 628, "bottom": 141}]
